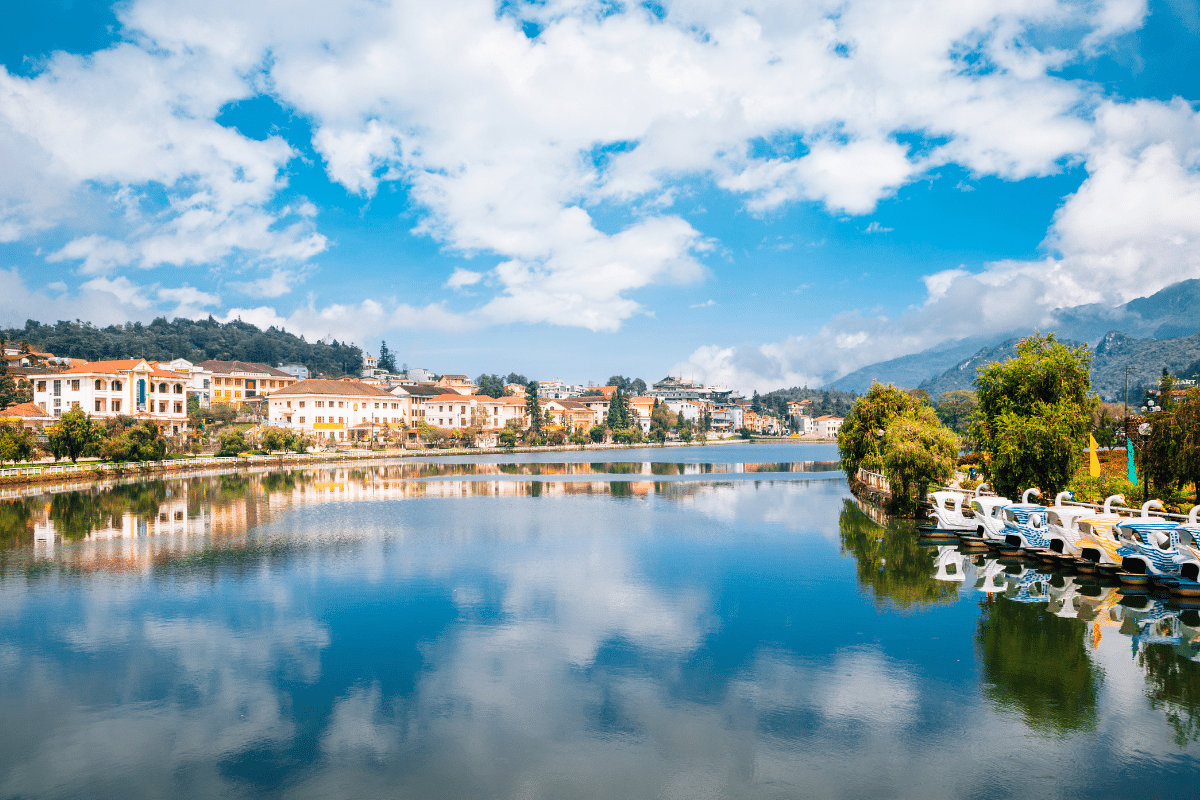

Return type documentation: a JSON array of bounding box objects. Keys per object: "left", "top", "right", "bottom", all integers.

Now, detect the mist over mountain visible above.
[{"left": 827, "top": 279, "right": 1200, "bottom": 395}]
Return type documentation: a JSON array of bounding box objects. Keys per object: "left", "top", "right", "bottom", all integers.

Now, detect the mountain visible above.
[
  {"left": 829, "top": 336, "right": 1002, "bottom": 394},
  {"left": 915, "top": 330, "right": 1200, "bottom": 402},
  {"left": 825, "top": 278, "right": 1200, "bottom": 392}
]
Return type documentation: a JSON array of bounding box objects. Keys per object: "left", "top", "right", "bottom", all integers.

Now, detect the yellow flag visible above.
[{"left": 1089, "top": 434, "right": 1100, "bottom": 477}]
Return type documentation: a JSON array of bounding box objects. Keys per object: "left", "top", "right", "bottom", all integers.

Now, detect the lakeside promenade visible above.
[{"left": 0, "top": 436, "right": 836, "bottom": 498}]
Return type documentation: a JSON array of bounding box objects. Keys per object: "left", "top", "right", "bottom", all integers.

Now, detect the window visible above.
[
  {"left": 71, "top": 380, "right": 80, "bottom": 391},
  {"left": 174, "top": 384, "right": 183, "bottom": 394},
  {"left": 111, "top": 400, "right": 121, "bottom": 412},
  {"left": 112, "top": 380, "right": 122, "bottom": 391},
  {"left": 202, "top": 379, "right": 210, "bottom": 389},
  {"left": 95, "top": 379, "right": 103, "bottom": 390},
  {"left": 234, "top": 379, "right": 242, "bottom": 386},
  {"left": 95, "top": 399, "right": 103, "bottom": 412},
  {"left": 159, "top": 383, "right": 168, "bottom": 393},
  {"left": 299, "top": 416, "right": 305, "bottom": 423},
  {"left": 37, "top": 381, "right": 46, "bottom": 392},
  {"left": 439, "top": 405, "right": 444, "bottom": 412},
  {"left": 286, "top": 401, "right": 292, "bottom": 408},
  {"left": 460, "top": 406, "right": 466, "bottom": 414},
  {"left": 71, "top": 401, "right": 80, "bottom": 409},
  {"left": 392, "top": 403, "right": 398, "bottom": 409},
  {"left": 338, "top": 416, "right": 344, "bottom": 423},
  {"left": 53, "top": 380, "right": 61, "bottom": 396},
  {"left": 159, "top": 401, "right": 167, "bottom": 412},
  {"left": 317, "top": 400, "right": 324, "bottom": 408},
  {"left": 299, "top": 401, "right": 305, "bottom": 408},
  {"left": 338, "top": 401, "right": 344, "bottom": 408},
  {"left": 149, "top": 382, "right": 155, "bottom": 393},
  {"left": 234, "top": 391, "right": 241, "bottom": 398},
  {"left": 287, "top": 416, "right": 292, "bottom": 423},
  {"left": 374, "top": 403, "right": 379, "bottom": 409},
  {"left": 317, "top": 416, "right": 324, "bottom": 423},
  {"left": 174, "top": 402, "right": 182, "bottom": 414}
]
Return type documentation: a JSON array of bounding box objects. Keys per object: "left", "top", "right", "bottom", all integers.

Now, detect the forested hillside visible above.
[{"left": 3, "top": 317, "right": 364, "bottom": 377}]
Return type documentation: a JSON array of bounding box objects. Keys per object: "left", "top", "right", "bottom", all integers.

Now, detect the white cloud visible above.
[
  {"left": 445, "top": 267, "right": 484, "bottom": 290},
  {"left": 863, "top": 221, "right": 893, "bottom": 234},
  {"left": 230, "top": 268, "right": 304, "bottom": 298},
  {"left": 690, "top": 299, "right": 715, "bottom": 308},
  {"left": 1, "top": 0, "right": 1190, "bottom": 345}
]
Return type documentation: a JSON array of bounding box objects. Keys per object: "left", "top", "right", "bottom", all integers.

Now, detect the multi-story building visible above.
[
  {"left": 267, "top": 379, "right": 400, "bottom": 441},
  {"left": 420, "top": 394, "right": 527, "bottom": 431},
  {"left": 665, "top": 400, "right": 703, "bottom": 425},
  {"left": 197, "top": 360, "right": 298, "bottom": 406},
  {"left": 30, "top": 359, "right": 190, "bottom": 433},
  {"left": 279, "top": 364, "right": 310, "bottom": 381},
  {"left": 435, "top": 374, "right": 478, "bottom": 395},
  {"left": 813, "top": 415, "right": 844, "bottom": 438},
  {"left": 711, "top": 403, "right": 744, "bottom": 432},
  {"left": 542, "top": 399, "right": 598, "bottom": 433},
  {"left": 627, "top": 396, "right": 656, "bottom": 434},
  {"left": 538, "top": 380, "right": 584, "bottom": 399}
]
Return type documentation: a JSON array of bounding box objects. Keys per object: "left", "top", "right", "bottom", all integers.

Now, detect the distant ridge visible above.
[{"left": 824, "top": 278, "right": 1200, "bottom": 393}]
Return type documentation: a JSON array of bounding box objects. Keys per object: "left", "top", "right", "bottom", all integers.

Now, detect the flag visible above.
[
  {"left": 1127, "top": 441, "right": 1137, "bottom": 485},
  {"left": 1089, "top": 434, "right": 1100, "bottom": 477}
]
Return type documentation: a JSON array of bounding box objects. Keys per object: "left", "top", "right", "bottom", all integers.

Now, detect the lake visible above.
[{"left": 2, "top": 442, "right": 1199, "bottom": 799}]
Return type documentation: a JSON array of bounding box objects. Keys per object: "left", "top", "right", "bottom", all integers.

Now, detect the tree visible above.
[
  {"left": 505, "top": 372, "right": 528, "bottom": 386},
  {"left": 476, "top": 374, "right": 509, "bottom": 398},
  {"left": 838, "top": 382, "right": 919, "bottom": 477},
  {"left": 606, "top": 390, "right": 629, "bottom": 429},
  {"left": 971, "top": 333, "right": 1094, "bottom": 498},
  {"left": 589, "top": 423, "right": 607, "bottom": 443},
  {"left": 649, "top": 400, "right": 675, "bottom": 438},
  {"left": 260, "top": 427, "right": 294, "bottom": 453},
  {"left": 100, "top": 422, "right": 167, "bottom": 462},
  {"left": 524, "top": 381, "right": 542, "bottom": 437},
  {"left": 46, "top": 407, "right": 99, "bottom": 463},
  {"left": 935, "top": 390, "right": 977, "bottom": 435},
  {"left": 377, "top": 341, "right": 396, "bottom": 373},
  {"left": 216, "top": 429, "right": 247, "bottom": 457},
  {"left": 881, "top": 407, "right": 959, "bottom": 514},
  {"left": 605, "top": 376, "right": 646, "bottom": 395},
  {"left": 0, "top": 423, "right": 35, "bottom": 463},
  {"left": 499, "top": 430, "right": 517, "bottom": 448},
  {"left": 0, "top": 338, "right": 33, "bottom": 410}
]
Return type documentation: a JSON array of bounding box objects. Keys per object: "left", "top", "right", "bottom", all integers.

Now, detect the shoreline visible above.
[{"left": 0, "top": 436, "right": 838, "bottom": 496}]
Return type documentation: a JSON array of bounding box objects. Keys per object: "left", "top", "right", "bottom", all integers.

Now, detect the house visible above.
[
  {"left": 542, "top": 399, "right": 598, "bottom": 433},
  {"left": 196, "top": 360, "right": 298, "bottom": 406},
  {"left": 813, "top": 415, "right": 844, "bottom": 438},
  {"left": 160, "top": 358, "right": 214, "bottom": 408},
  {"left": 665, "top": 400, "right": 703, "bottom": 424},
  {"left": 29, "top": 359, "right": 190, "bottom": 433},
  {"left": 710, "top": 403, "right": 744, "bottom": 432},
  {"left": 279, "top": 364, "right": 310, "bottom": 381},
  {"left": 435, "top": 374, "right": 478, "bottom": 395},
  {"left": 267, "top": 379, "right": 400, "bottom": 441},
  {"left": 627, "top": 396, "right": 656, "bottom": 434},
  {"left": 0, "top": 401, "right": 54, "bottom": 431}
]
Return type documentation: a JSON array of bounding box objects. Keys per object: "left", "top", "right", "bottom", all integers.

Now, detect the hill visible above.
[
  {"left": 825, "top": 278, "right": 1200, "bottom": 391},
  {"left": 916, "top": 331, "right": 1200, "bottom": 402},
  {"left": 2, "top": 317, "right": 364, "bottom": 377}
]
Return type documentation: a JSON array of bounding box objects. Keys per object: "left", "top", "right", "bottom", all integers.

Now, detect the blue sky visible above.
[{"left": 1, "top": 0, "right": 1198, "bottom": 390}]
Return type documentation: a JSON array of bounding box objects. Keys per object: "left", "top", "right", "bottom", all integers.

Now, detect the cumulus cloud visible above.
[{"left": 4, "top": 0, "right": 1195, "bottom": 350}]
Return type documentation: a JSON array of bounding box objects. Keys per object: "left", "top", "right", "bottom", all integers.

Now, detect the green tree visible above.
[
  {"left": 505, "top": 372, "right": 528, "bottom": 386},
  {"left": 216, "top": 429, "right": 247, "bottom": 457},
  {"left": 0, "top": 339, "right": 33, "bottom": 410},
  {"left": 606, "top": 390, "right": 630, "bottom": 429},
  {"left": 935, "top": 390, "right": 977, "bottom": 435},
  {"left": 589, "top": 423, "right": 607, "bottom": 443},
  {"left": 0, "top": 423, "right": 35, "bottom": 463},
  {"left": 377, "top": 341, "right": 396, "bottom": 373},
  {"left": 475, "top": 374, "right": 509, "bottom": 398},
  {"left": 46, "top": 407, "right": 99, "bottom": 463},
  {"left": 881, "top": 407, "right": 959, "bottom": 514},
  {"left": 524, "top": 381, "right": 543, "bottom": 437},
  {"left": 100, "top": 422, "right": 167, "bottom": 462},
  {"left": 971, "top": 333, "right": 1095, "bottom": 498},
  {"left": 260, "top": 427, "right": 294, "bottom": 453},
  {"left": 838, "top": 382, "right": 918, "bottom": 476},
  {"left": 499, "top": 430, "right": 517, "bottom": 447},
  {"left": 649, "top": 399, "right": 675, "bottom": 438}
]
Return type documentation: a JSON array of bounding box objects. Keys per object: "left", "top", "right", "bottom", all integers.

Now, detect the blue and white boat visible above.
[
  {"left": 1155, "top": 508, "right": 1200, "bottom": 597},
  {"left": 966, "top": 487, "right": 1012, "bottom": 548},
  {"left": 999, "top": 488, "right": 1050, "bottom": 554},
  {"left": 1113, "top": 500, "right": 1182, "bottom": 586}
]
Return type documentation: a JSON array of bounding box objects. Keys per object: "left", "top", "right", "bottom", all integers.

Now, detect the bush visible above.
[
  {"left": 589, "top": 424, "right": 607, "bottom": 443},
  {"left": 0, "top": 423, "right": 35, "bottom": 463},
  {"left": 547, "top": 430, "right": 566, "bottom": 446},
  {"left": 1067, "top": 475, "right": 1140, "bottom": 505},
  {"left": 100, "top": 422, "right": 167, "bottom": 462},
  {"left": 216, "top": 430, "right": 247, "bottom": 457},
  {"left": 499, "top": 431, "right": 517, "bottom": 448}
]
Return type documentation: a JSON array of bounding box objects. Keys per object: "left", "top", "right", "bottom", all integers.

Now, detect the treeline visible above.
[
  {"left": 3, "top": 317, "right": 363, "bottom": 376},
  {"left": 759, "top": 386, "right": 858, "bottom": 419}
]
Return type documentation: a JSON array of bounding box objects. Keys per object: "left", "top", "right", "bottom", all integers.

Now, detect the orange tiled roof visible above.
[{"left": 0, "top": 402, "right": 52, "bottom": 418}]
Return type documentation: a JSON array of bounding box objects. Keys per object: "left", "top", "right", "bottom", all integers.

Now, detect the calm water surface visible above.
[{"left": 2, "top": 442, "right": 1200, "bottom": 799}]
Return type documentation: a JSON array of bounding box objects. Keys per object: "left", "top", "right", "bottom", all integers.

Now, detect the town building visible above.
[
  {"left": 29, "top": 359, "right": 190, "bottom": 433},
  {"left": 420, "top": 394, "right": 527, "bottom": 431},
  {"left": 0, "top": 401, "right": 54, "bottom": 431},
  {"left": 267, "top": 379, "right": 400, "bottom": 441},
  {"left": 710, "top": 403, "right": 744, "bottom": 432},
  {"left": 279, "top": 364, "right": 310, "bottom": 381},
  {"left": 542, "top": 399, "right": 598, "bottom": 433},
  {"left": 197, "top": 360, "right": 298, "bottom": 406},
  {"left": 813, "top": 415, "right": 844, "bottom": 438},
  {"left": 647, "top": 376, "right": 734, "bottom": 404},
  {"left": 435, "top": 374, "right": 478, "bottom": 394}
]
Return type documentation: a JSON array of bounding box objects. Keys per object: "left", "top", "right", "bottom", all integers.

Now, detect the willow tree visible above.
[
  {"left": 882, "top": 407, "right": 960, "bottom": 514},
  {"left": 837, "top": 382, "right": 918, "bottom": 476},
  {"left": 971, "top": 333, "right": 1094, "bottom": 498}
]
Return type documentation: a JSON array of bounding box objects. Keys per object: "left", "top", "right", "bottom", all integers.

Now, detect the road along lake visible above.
[{"left": 2, "top": 442, "right": 1199, "bottom": 799}]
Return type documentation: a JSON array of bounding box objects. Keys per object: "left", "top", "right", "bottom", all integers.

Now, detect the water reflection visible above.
[{"left": 5, "top": 462, "right": 1200, "bottom": 797}]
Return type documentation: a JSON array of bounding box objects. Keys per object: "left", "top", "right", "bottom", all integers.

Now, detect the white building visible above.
[
  {"left": 267, "top": 379, "right": 403, "bottom": 441},
  {"left": 421, "top": 394, "right": 527, "bottom": 430},
  {"left": 279, "top": 364, "right": 310, "bottom": 381},
  {"left": 665, "top": 400, "right": 703, "bottom": 424},
  {"left": 163, "top": 358, "right": 214, "bottom": 408},
  {"left": 813, "top": 415, "right": 844, "bottom": 438},
  {"left": 711, "top": 403, "right": 744, "bottom": 432},
  {"left": 30, "top": 359, "right": 190, "bottom": 433}
]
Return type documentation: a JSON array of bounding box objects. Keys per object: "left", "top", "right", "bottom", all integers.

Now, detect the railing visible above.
[{"left": 856, "top": 468, "right": 891, "bottom": 494}]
